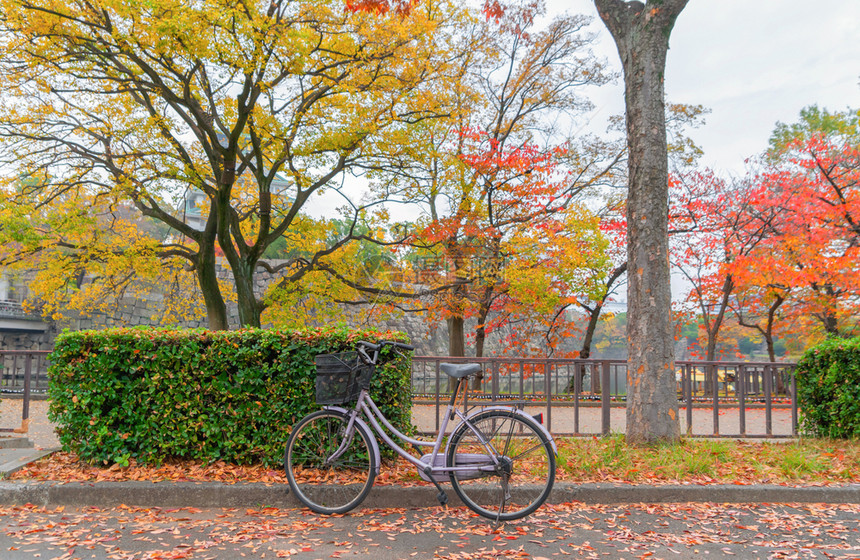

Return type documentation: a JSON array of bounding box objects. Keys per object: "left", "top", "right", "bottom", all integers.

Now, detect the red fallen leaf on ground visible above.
[{"left": 10, "top": 441, "right": 860, "bottom": 488}]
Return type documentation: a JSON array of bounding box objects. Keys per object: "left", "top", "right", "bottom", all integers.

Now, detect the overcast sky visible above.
[
  {"left": 320, "top": 0, "right": 860, "bottom": 231},
  {"left": 550, "top": 0, "right": 860, "bottom": 176}
]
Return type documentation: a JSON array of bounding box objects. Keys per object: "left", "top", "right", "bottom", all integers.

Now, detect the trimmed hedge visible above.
[
  {"left": 47, "top": 326, "right": 413, "bottom": 466},
  {"left": 796, "top": 336, "right": 860, "bottom": 439}
]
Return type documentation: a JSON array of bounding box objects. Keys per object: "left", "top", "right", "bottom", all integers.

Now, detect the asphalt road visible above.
[{"left": 1, "top": 501, "right": 859, "bottom": 560}]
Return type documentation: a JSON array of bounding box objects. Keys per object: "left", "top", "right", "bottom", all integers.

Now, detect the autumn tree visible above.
[
  {"left": 356, "top": 0, "right": 617, "bottom": 358},
  {"left": 756, "top": 106, "right": 860, "bottom": 337},
  {"left": 0, "top": 0, "right": 445, "bottom": 329},
  {"left": 594, "top": 0, "right": 688, "bottom": 443},
  {"left": 0, "top": 181, "right": 206, "bottom": 324},
  {"left": 574, "top": 210, "right": 627, "bottom": 360},
  {"left": 260, "top": 211, "right": 404, "bottom": 329},
  {"left": 730, "top": 280, "right": 791, "bottom": 362},
  {"left": 670, "top": 170, "right": 777, "bottom": 362},
  {"left": 576, "top": 103, "right": 707, "bottom": 361}
]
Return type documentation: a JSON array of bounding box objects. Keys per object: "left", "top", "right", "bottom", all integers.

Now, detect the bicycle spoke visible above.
[
  {"left": 448, "top": 410, "right": 555, "bottom": 522},
  {"left": 508, "top": 441, "right": 546, "bottom": 462},
  {"left": 285, "top": 411, "right": 375, "bottom": 515}
]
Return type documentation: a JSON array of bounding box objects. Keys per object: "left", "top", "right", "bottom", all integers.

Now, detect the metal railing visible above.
[
  {"left": 0, "top": 350, "right": 51, "bottom": 434},
  {"left": 0, "top": 349, "right": 798, "bottom": 439},
  {"left": 412, "top": 356, "right": 798, "bottom": 438},
  {"left": 0, "top": 300, "right": 41, "bottom": 320}
]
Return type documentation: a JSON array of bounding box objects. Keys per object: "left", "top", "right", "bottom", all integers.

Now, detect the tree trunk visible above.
[
  {"left": 764, "top": 336, "right": 775, "bottom": 362},
  {"left": 595, "top": 0, "right": 688, "bottom": 444},
  {"left": 448, "top": 316, "right": 466, "bottom": 356},
  {"left": 763, "top": 293, "right": 785, "bottom": 364},
  {"left": 579, "top": 305, "right": 600, "bottom": 361},
  {"left": 473, "top": 308, "right": 490, "bottom": 390},
  {"left": 196, "top": 244, "right": 230, "bottom": 331},
  {"left": 232, "top": 260, "right": 262, "bottom": 328},
  {"left": 475, "top": 322, "right": 486, "bottom": 358},
  {"left": 705, "top": 274, "right": 734, "bottom": 362}
]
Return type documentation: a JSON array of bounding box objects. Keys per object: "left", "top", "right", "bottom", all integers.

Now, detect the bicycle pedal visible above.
[{"left": 436, "top": 491, "right": 448, "bottom": 506}]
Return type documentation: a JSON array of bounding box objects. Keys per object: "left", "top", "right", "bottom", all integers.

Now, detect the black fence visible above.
[
  {"left": 0, "top": 350, "right": 51, "bottom": 435},
  {"left": 1, "top": 350, "right": 799, "bottom": 439},
  {"left": 412, "top": 356, "right": 798, "bottom": 438}
]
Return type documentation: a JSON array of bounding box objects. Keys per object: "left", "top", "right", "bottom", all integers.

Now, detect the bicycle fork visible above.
[{"left": 325, "top": 408, "right": 362, "bottom": 466}]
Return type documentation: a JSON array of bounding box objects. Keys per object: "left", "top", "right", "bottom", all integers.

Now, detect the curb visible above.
[{"left": 1, "top": 481, "right": 858, "bottom": 509}]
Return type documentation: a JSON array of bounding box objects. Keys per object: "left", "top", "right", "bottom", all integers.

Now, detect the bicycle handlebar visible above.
[
  {"left": 355, "top": 340, "right": 415, "bottom": 364},
  {"left": 356, "top": 340, "right": 415, "bottom": 352}
]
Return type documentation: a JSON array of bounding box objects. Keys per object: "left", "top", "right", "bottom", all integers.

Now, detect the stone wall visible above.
[{"left": 0, "top": 261, "right": 588, "bottom": 359}]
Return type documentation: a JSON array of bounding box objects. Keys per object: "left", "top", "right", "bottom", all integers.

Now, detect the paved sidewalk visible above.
[
  {"left": 4, "top": 501, "right": 859, "bottom": 559},
  {"left": 413, "top": 403, "right": 795, "bottom": 437},
  {"left": 3, "top": 398, "right": 797, "bottom": 453}
]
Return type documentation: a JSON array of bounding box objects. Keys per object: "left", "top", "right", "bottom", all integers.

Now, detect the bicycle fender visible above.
[
  {"left": 322, "top": 406, "right": 382, "bottom": 476},
  {"left": 460, "top": 406, "right": 558, "bottom": 456}
]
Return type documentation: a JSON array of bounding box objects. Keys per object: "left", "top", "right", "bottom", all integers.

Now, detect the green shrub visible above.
[
  {"left": 796, "top": 336, "right": 860, "bottom": 439},
  {"left": 47, "top": 326, "right": 413, "bottom": 466}
]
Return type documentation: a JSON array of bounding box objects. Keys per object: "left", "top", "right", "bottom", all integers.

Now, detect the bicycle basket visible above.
[{"left": 314, "top": 351, "right": 372, "bottom": 405}]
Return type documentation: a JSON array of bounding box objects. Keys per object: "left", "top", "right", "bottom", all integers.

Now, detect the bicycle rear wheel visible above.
[
  {"left": 285, "top": 409, "right": 376, "bottom": 515},
  {"left": 448, "top": 410, "right": 555, "bottom": 521}
]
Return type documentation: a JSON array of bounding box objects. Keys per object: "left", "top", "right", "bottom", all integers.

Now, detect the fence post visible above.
[
  {"left": 685, "top": 364, "right": 693, "bottom": 437},
  {"left": 601, "top": 361, "right": 611, "bottom": 436},
  {"left": 519, "top": 361, "right": 525, "bottom": 402},
  {"left": 545, "top": 360, "right": 552, "bottom": 433},
  {"left": 712, "top": 364, "right": 719, "bottom": 436},
  {"left": 491, "top": 359, "right": 499, "bottom": 402},
  {"left": 764, "top": 364, "right": 773, "bottom": 437},
  {"left": 434, "top": 360, "right": 441, "bottom": 433},
  {"left": 20, "top": 354, "right": 32, "bottom": 433},
  {"left": 738, "top": 364, "right": 746, "bottom": 437},
  {"left": 573, "top": 363, "right": 581, "bottom": 434},
  {"left": 790, "top": 367, "right": 798, "bottom": 437}
]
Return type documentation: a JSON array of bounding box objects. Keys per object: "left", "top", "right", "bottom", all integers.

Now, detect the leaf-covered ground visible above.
[
  {"left": 2, "top": 502, "right": 860, "bottom": 559},
  {"left": 10, "top": 437, "right": 860, "bottom": 486}
]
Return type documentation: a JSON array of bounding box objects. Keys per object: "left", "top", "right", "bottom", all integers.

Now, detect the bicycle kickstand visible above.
[{"left": 423, "top": 466, "right": 448, "bottom": 506}]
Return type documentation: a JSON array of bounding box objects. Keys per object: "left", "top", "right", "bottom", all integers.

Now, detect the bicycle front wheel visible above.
[
  {"left": 284, "top": 409, "right": 376, "bottom": 515},
  {"left": 448, "top": 410, "right": 555, "bottom": 521}
]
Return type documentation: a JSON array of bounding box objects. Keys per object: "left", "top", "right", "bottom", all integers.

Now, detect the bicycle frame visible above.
[{"left": 323, "top": 375, "right": 556, "bottom": 481}]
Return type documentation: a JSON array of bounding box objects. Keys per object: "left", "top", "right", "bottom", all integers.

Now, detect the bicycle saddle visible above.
[{"left": 440, "top": 363, "right": 482, "bottom": 379}]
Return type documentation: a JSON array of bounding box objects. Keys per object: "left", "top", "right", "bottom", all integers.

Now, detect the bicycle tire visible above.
[
  {"left": 448, "top": 409, "right": 555, "bottom": 521},
  {"left": 284, "top": 409, "right": 376, "bottom": 515}
]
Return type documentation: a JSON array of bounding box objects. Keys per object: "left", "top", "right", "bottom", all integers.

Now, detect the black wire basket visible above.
[{"left": 314, "top": 351, "right": 372, "bottom": 405}]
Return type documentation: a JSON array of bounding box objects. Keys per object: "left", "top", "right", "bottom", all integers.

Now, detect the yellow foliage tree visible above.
[{"left": 0, "top": 0, "right": 450, "bottom": 328}]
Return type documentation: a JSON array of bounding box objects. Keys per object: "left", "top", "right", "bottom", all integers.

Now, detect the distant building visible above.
[
  {"left": 180, "top": 172, "right": 292, "bottom": 231},
  {"left": 0, "top": 271, "right": 48, "bottom": 337}
]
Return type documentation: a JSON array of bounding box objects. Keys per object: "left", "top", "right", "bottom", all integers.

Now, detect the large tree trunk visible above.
[
  {"left": 232, "top": 260, "right": 262, "bottom": 328},
  {"left": 595, "top": 0, "right": 687, "bottom": 444},
  {"left": 195, "top": 243, "right": 230, "bottom": 331},
  {"left": 448, "top": 316, "right": 466, "bottom": 356}
]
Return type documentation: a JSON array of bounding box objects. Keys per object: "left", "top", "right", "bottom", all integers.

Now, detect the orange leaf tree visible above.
[
  {"left": 737, "top": 118, "right": 860, "bottom": 338},
  {"left": 370, "top": 0, "right": 617, "bottom": 358},
  {"left": 670, "top": 169, "right": 778, "bottom": 362}
]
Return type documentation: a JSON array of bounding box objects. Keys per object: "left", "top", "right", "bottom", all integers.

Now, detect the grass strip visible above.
[{"left": 10, "top": 437, "right": 860, "bottom": 486}]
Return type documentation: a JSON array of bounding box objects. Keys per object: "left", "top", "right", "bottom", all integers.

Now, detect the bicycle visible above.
[{"left": 284, "top": 340, "right": 557, "bottom": 522}]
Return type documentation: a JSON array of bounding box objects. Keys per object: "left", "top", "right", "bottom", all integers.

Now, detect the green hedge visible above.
[
  {"left": 796, "top": 336, "right": 860, "bottom": 438},
  {"left": 48, "top": 326, "right": 413, "bottom": 466}
]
